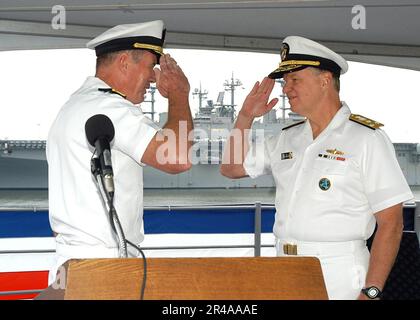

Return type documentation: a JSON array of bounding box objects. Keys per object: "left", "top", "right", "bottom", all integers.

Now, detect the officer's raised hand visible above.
[
  {"left": 155, "top": 54, "right": 190, "bottom": 100},
  {"left": 240, "top": 77, "right": 278, "bottom": 119}
]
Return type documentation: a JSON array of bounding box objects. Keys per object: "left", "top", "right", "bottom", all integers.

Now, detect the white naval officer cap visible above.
[
  {"left": 268, "top": 36, "right": 348, "bottom": 79},
  {"left": 86, "top": 20, "right": 166, "bottom": 63}
]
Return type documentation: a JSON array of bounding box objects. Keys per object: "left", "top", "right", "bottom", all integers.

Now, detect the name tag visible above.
[{"left": 281, "top": 152, "right": 293, "bottom": 160}]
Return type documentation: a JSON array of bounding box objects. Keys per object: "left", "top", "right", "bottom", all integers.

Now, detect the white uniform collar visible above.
[
  {"left": 85, "top": 76, "right": 112, "bottom": 89},
  {"left": 329, "top": 101, "right": 351, "bottom": 131},
  {"left": 304, "top": 101, "right": 351, "bottom": 140}
]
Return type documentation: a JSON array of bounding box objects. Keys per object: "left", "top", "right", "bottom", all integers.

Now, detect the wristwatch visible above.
[{"left": 361, "top": 286, "right": 382, "bottom": 299}]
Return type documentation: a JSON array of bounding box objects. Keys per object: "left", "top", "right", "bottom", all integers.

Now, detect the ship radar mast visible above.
[
  {"left": 143, "top": 85, "right": 156, "bottom": 121},
  {"left": 192, "top": 83, "right": 209, "bottom": 110},
  {"left": 192, "top": 83, "right": 213, "bottom": 119},
  {"left": 223, "top": 72, "right": 243, "bottom": 121}
]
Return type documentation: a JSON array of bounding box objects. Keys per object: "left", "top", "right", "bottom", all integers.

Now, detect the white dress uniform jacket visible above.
[
  {"left": 244, "top": 103, "right": 413, "bottom": 299},
  {"left": 47, "top": 76, "right": 159, "bottom": 282}
]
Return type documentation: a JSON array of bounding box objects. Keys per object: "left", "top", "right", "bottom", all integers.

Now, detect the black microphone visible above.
[{"left": 85, "top": 114, "right": 115, "bottom": 195}]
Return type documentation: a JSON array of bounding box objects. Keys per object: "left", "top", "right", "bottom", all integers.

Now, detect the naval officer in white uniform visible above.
[
  {"left": 220, "top": 36, "right": 413, "bottom": 299},
  {"left": 47, "top": 20, "right": 193, "bottom": 284}
]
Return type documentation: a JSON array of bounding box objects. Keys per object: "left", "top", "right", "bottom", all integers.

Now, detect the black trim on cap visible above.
[
  {"left": 161, "top": 29, "right": 167, "bottom": 43},
  {"left": 95, "top": 35, "right": 164, "bottom": 62},
  {"left": 287, "top": 54, "right": 341, "bottom": 75}
]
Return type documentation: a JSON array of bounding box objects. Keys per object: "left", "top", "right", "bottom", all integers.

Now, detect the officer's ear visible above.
[
  {"left": 117, "top": 52, "right": 130, "bottom": 74},
  {"left": 320, "top": 71, "right": 332, "bottom": 89}
]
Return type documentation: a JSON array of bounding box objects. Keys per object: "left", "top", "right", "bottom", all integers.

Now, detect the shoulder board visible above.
[
  {"left": 349, "top": 114, "right": 383, "bottom": 130},
  {"left": 98, "top": 88, "right": 127, "bottom": 99},
  {"left": 282, "top": 120, "right": 306, "bottom": 131}
]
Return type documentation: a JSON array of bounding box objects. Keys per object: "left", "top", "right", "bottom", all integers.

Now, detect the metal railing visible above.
[
  {"left": 1, "top": 201, "right": 419, "bottom": 254},
  {"left": 139, "top": 202, "right": 274, "bottom": 256},
  {"left": 0, "top": 202, "right": 275, "bottom": 257},
  {"left": 0, "top": 289, "right": 44, "bottom": 297}
]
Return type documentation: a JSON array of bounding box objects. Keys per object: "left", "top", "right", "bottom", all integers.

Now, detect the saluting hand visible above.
[
  {"left": 239, "top": 77, "right": 278, "bottom": 119},
  {"left": 154, "top": 54, "right": 190, "bottom": 99}
]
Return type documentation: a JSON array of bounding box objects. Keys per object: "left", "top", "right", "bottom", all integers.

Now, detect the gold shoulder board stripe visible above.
[
  {"left": 282, "top": 120, "right": 306, "bottom": 131},
  {"left": 98, "top": 88, "right": 127, "bottom": 99},
  {"left": 349, "top": 114, "right": 383, "bottom": 130}
]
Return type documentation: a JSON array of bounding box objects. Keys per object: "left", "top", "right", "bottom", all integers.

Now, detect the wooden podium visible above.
[{"left": 36, "top": 257, "right": 328, "bottom": 300}]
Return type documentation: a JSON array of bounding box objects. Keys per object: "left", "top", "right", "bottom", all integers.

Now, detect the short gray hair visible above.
[
  {"left": 310, "top": 67, "right": 340, "bottom": 92},
  {"left": 96, "top": 50, "right": 144, "bottom": 70}
]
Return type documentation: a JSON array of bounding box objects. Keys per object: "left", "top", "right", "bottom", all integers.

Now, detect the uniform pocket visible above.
[
  {"left": 271, "top": 159, "right": 296, "bottom": 186},
  {"left": 313, "top": 158, "right": 348, "bottom": 175},
  {"left": 311, "top": 158, "right": 348, "bottom": 200}
]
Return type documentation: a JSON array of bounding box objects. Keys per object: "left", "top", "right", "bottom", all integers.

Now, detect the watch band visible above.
[{"left": 361, "top": 286, "right": 382, "bottom": 299}]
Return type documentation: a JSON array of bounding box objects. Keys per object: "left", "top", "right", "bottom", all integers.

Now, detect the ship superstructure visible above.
[{"left": 1, "top": 77, "right": 419, "bottom": 189}]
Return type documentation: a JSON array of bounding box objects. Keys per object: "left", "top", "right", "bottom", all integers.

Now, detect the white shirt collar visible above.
[{"left": 303, "top": 101, "right": 351, "bottom": 141}]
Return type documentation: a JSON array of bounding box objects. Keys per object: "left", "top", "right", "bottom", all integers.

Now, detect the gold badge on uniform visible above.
[
  {"left": 281, "top": 152, "right": 293, "bottom": 160},
  {"left": 318, "top": 148, "right": 346, "bottom": 162},
  {"left": 326, "top": 148, "right": 344, "bottom": 155}
]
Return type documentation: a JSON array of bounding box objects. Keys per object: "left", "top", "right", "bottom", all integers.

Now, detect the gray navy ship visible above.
[{"left": 1, "top": 76, "right": 419, "bottom": 189}]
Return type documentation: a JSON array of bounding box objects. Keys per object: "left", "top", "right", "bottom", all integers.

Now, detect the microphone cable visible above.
[
  {"left": 126, "top": 239, "right": 147, "bottom": 300},
  {"left": 91, "top": 149, "right": 147, "bottom": 299},
  {"left": 107, "top": 193, "right": 128, "bottom": 258},
  {"left": 91, "top": 149, "right": 127, "bottom": 256}
]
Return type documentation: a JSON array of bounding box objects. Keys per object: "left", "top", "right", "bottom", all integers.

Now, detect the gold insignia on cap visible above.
[
  {"left": 280, "top": 43, "right": 289, "bottom": 61},
  {"left": 133, "top": 43, "right": 163, "bottom": 55},
  {"left": 277, "top": 64, "right": 300, "bottom": 72},
  {"left": 350, "top": 114, "right": 383, "bottom": 130},
  {"left": 274, "top": 60, "right": 321, "bottom": 73},
  {"left": 326, "top": 148, "right": 344, "bottom": 155}
]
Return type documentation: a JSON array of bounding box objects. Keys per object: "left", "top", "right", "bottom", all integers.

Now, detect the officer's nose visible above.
[
  {"left": 150, "top": 70, "right": 157, "bottom": 83},
  {"left": 282, "top": 80, "right": 291, "bottom": 94}
]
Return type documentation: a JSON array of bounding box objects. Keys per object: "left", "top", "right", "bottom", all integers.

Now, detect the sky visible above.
[{"left": 0, "top": 47, "right": 419, "bottom": 143}]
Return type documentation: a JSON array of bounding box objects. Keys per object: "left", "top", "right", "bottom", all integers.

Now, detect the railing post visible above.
[
  {"left": 415, "top": 201, "right": 420, "bottom": 247},
  {"left": 254, "top": 201, "right": 261, "bottom": 257}
]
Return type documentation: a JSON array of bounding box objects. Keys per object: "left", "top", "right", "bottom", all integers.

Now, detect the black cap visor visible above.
[
  {"left": 268, "top": 64, "right": 308, "bottom": 79},
  {"left": 268, "top": 54, "right": 341, "bottom": 79}
]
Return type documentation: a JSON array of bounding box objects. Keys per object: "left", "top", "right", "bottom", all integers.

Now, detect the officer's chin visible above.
[
  {"left": 133, "top": 96, "right": 145, "bottom": 105},
  {"left": 289, "top": 104, "right": 298, "bottom": 113}
]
